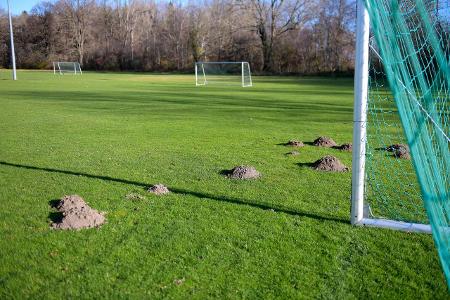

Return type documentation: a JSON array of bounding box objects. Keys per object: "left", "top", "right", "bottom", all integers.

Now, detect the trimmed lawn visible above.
[{"left": 0, "top": 71, "right": 447, "bottom": 298}]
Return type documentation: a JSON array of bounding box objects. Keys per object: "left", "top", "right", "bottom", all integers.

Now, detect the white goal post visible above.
[
  {"left": 350, "top": 0, "right": 431, "bottom": 234},
  {"left": 53, "top": 62, "right": 82, "bottom": 75},
  {"left": 195, "top": 61, "right": 252, "bottom": 87}
]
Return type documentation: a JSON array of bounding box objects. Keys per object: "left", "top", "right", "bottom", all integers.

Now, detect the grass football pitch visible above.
[{"left": 0, "top": 71, "right": 447, "bottom": 298}]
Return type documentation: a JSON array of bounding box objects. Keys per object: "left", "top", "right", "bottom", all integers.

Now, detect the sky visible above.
[{"left": 1, "top": 0, "right": 43, "bottom": 15}]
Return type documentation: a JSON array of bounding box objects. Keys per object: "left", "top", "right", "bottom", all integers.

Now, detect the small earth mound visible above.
[
  {"left": 51, "top": 195, "right": 105, "bottom": 230},
  {"left": 393, "top": 147, "right": 411, "bottom": 160},
  {"left": 334, "top": 143, "right": 352, "bottom": 152},
  {"left": 286, "top": 151, "right": 300, "bottom": 156},
  {"left": 286, "top": 140, "right": 304, "bottom": 147},
  {"left": 148, "top": 184, "right": 170, "bottom": 195},
  {"left": 312, "top": 155, "right": 349, "bottom": 172},
  {"left": 386, "top": 144, "right": 409, "bottom": 152},
  {"left": 227, "top": 165, "right": 260, "bottom": 179},
  {"left": 313, "top": 136, "right": 337, "bottom": 148}
]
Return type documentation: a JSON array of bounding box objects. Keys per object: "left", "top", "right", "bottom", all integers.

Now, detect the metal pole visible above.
[
  {"left": 7, "top": 0, "right": 17, "bottom": 80},
  {"left": 195, "top": 63, "right": 198, "bottom": 86},
  {"left": 247, "top": 63, "right": 253, "bottom": 87},
  {"left": 351, "top": 0, "right": 370, "bottom": 225},
  {"left": 241, "top": 62, "right": 244, "bottom": 87}
]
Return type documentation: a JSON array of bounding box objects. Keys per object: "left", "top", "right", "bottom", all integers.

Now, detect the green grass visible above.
[{"left": 0, "top": 70, "right": 447, "bottom": 298}]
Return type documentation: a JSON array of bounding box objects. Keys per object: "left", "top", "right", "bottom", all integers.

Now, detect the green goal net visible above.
[{"left": 363, "top": 0, "right": 449, "bottom": 286}]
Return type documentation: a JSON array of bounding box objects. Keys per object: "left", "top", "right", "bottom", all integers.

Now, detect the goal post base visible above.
[{"left": 354, "top": 218, "right": 432, "bottom": 234}]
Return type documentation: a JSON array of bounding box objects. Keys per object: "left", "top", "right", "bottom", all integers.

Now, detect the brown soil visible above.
[
  {"left": 312, "top": 155, "right": 349, "bottom": 172},
  {"left": 334, "top": 143, "right": 352, "bottom": 152},
  {"left": 286, "top": 150, "right": 300, "bottom": 156},
  {"left": 51, "top": 195, "right": 105, "bottom": 230},
  {"left": 286, "top": 140, "right": 304, "bottom": 147},
  {"left": 386, "top": 144, "right": 409, "bottom": 152},
  {"left": 385, "top": 144, "right": 410, "bottom": 159},
  {"left": 227, "top": 165, "right": 260, "bottom": 179},
  {"left": 148, "top": 184, "right": 170, "bottom": 195},
  {"left": 313, "top": 136, "right": 337, "bottom": 147},
  {"left": 393, "top": 147, "right": 411, "bottom": 160}
]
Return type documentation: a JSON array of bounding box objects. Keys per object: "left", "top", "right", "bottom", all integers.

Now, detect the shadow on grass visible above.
[
  {"left": 0, "top": 160, "right": 348, "bottom": 225},
  {"left": 303, "top": 141, "right": 316, "bottom": 146},
  {"left": 48, "top": 199, "right": 63, "bottom": 224},
  {"left": 296, "top": 162, "right": 315, "bottom": 169}
]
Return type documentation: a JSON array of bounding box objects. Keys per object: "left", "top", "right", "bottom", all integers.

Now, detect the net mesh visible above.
[
  {"left": 196, "top": 62, "right": 252, "bottom": 87},
  {"left": 363, "top": 0, "right": 449, "bottom": 286}
]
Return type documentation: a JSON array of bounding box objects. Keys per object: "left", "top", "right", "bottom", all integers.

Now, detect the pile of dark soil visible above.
[
  {"left": 386, "top": 144, "right": 410, "bottom": 159},
  {"left": 286, "top": 140, "right": 304, "bottom": 147},
  {"left": 313, "top": 136, "right": 337, "bottom": 148},
  {"left": 286, "top": 150, "right": 300, "bottom": 156},
  {"left": 393, "top": 147, "right": 411, "bottom": 160},
  {"left": 334, "top": 143, "right": 352, "bottom": 152},
  {"left": 386, "top": 144, "right": 409, "bottom": 152},
  {"left": 51, "top": 195, "right": 105, "bottom": 230},
  {"left": 227, "top": 165, "right": 260, "bottom": 179},
  {"left": 312, "top": 155, "right": 349, "bottom": 172},
  {"left": 148, "top": 184, "right": 170, "bottom": 195}
]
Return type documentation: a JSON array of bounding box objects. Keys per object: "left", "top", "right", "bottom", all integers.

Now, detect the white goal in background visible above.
[
  {"left": 53, "top": 62, "right": 82, "bottom": 75},
  {"left": 195, "top": 62, "right": 252, "bottom": 87}
]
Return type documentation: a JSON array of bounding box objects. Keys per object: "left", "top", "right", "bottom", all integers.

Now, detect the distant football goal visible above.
[
  {"left": 195, "top": 62, "right": 252, "bottom": 87},
  {"left": 53, "top": 62, "right": 82, "bottom": 75}
]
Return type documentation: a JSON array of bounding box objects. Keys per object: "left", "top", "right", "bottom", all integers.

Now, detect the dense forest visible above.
[{"left": 0, "top": 0, "right": 356, "bottom": 74}]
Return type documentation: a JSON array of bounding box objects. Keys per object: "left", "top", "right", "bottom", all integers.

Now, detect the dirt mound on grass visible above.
[
  {"left": 385, "top": 144, "right": 410, "bottom": 159},
  {"left": 227, "top": 165, "right": 260, "bottom": 179},
  {"left": 313, "top": 136, "right": 337, "bottom": 147},
  {"left": 386, "top": 144, "right": 409, "bottom": 152},
  {"left": 286, "top": 140, "right": 304, "bottom": 147},
  {"left": 51, "top": 195, "right": 105, "bottom": 230},
  {"left": 393, "top": 147, "right": 411, "bottom": 160},
  {"left": 312, "top": 155, "right": 349, "bottom": 172},
  {"left": 334, "top": 143, "right": 352, "bottom": 152},
  {"left": 148, "top": 184, "right": 170, "bottom": 195}
]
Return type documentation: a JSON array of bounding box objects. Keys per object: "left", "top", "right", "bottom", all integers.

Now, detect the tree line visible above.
[{"left": 0, "top": 0, "right": 356, "bottom": 74}]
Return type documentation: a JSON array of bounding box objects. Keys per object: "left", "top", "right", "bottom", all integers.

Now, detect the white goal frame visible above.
[
  {"left": 53, "top": 62, "right": 82, "bottom": 75},
  {"left": 195, "top": 61, "right": 252, "bottom": 87},
  {"left": 350, "top": 0, "right": 431, "bottom": 234}
]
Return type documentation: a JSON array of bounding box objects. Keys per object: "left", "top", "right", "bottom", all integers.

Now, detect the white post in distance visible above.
[
  {"left": 351, "top": 0, "right": 370, "bottom": 225},
  {"left": 195, "top": 63, "right": 198, "bottom": 86},
  {"left": 7, "top": 0, "right": 17, "bottom": 80},
  {"left": 241, "top": 62, "right": 244, "bottom": 87}
]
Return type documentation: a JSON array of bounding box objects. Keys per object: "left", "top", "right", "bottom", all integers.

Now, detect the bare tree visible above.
[
  {"left": 243, "top": 0, "right": 314, "bottom": 71},
  {"left": 55, "top": 0, "right": 93, "bottom": 65},
  {"left": 0, "top": 0, "right": 357, "bottom": 74}
]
